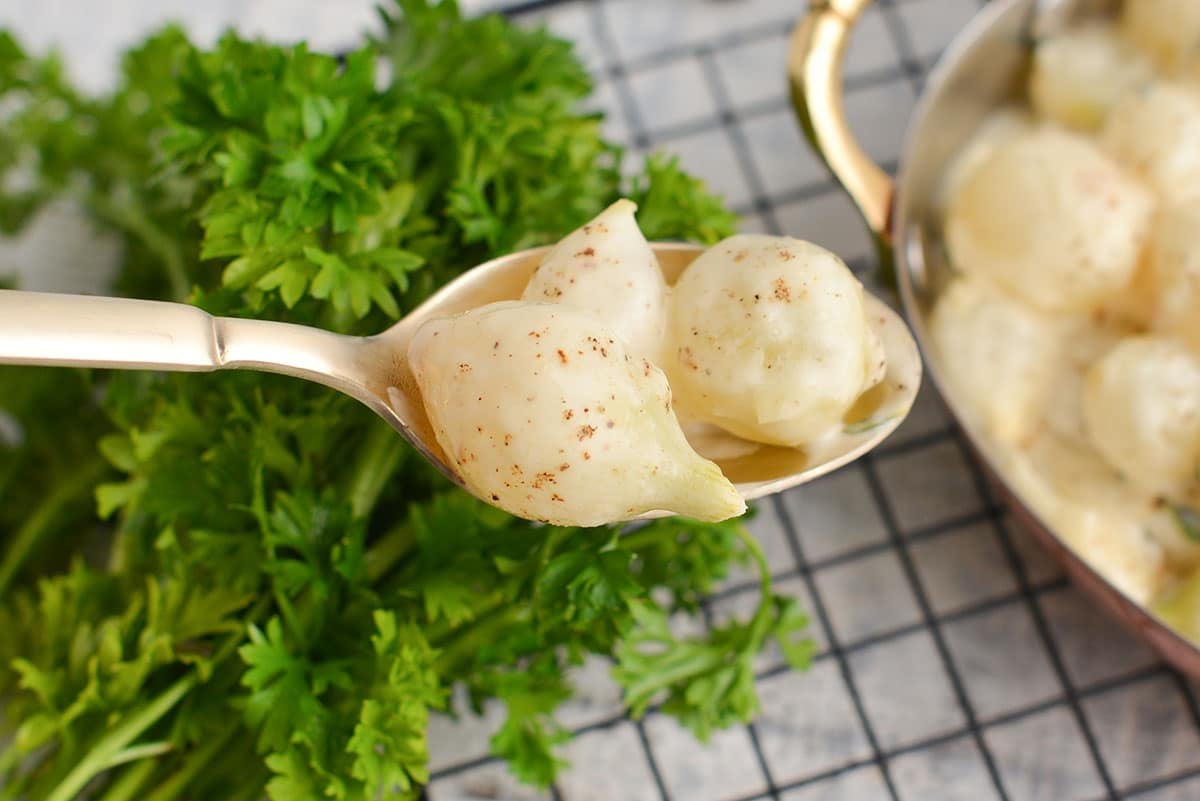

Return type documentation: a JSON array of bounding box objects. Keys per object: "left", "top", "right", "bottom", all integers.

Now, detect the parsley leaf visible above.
[{"left": 615, "top": 525, "right": 815, "bottom": 741}]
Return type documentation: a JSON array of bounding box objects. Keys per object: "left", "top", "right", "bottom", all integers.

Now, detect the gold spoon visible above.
[{"left": 0, "top": 243, "right": 921, "bottom": 518}]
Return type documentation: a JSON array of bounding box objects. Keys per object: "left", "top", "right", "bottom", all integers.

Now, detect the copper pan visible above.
[{"left": 788, "top": 0, "right": 1200, "bottom": 676}]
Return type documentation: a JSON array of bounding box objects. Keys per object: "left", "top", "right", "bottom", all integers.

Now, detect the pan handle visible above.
[{"left": 788, "top": 0, "right": 894, "bottom": 247}]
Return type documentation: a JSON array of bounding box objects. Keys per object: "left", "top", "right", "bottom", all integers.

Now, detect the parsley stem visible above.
[
  {"left": 137, "top": 725, "right": 239, "bottom": 801},
  {"left": 436, "top": 605, "right": 526, "bottom": 674},
  {"left": 102, "top": 740, "right": 175, "bottom": 769},
  {"left": 732, "top": 524, "right": 776, "bottom": 645},
  {"left": 41, "top": 613, "right": 260, "bottom": 801},
  {"left": 365, "top": 520, "right": 416, "bottom": 582},
  {"left": 732, "top": 523, "right": 772, "bottom": 600},
  {"left": 93, "top": 758, "right": 158, "bottom": 801},
  {"left": 43, "top": 673, "right": 196, "bottom": 801},
  {"left": 274, "top": 589, "right": 309, "bottom": 652},
  {"left": 0, "top": 745, "right": 19, "bottom": 787},
  {"left": 346, "top": 420, "right": 407, "bottom": 519},
  {"left": 0, "top": 456, "right": 107, "bottom": 598}
]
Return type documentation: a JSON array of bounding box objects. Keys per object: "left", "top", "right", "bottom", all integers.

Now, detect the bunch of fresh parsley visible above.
[{"left": 0, "top": 2, "right": 813, "bottom": 799}]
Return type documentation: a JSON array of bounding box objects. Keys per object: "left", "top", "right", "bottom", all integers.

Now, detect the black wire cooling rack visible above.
[{"left": 426, "top": 2, "right": 1200, "bottom": 800}]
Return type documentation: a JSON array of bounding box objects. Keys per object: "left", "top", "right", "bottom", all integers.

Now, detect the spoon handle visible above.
[
  {"left": 0, "top": 289, "right": 375, "bottom": 397},
  {"left": 0, "top": 289, "right": 222, "bottom": 371}
]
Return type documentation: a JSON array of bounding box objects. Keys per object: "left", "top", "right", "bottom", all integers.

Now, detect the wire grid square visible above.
[
  {"left": 1038, "top": 586, "right": 1161, "bottom": 689},
  {"left": 847, "top": 629, "right": 969, "bottom": 750},
  {"left": 423, "top": 1, "right": 1200, "bottom": 800},
  {"left": 714, "top": 32, "right": 791, "bottom": 110},
  {"left": 873, "top": 440, "right": 990, "bottom": 533},
  {"left": 813, "top": 549, "right": 923, "bottom": 643},
  {"left": 841, "top": 77, "right": 918, "bottom": 167},
  {"left": 1082, "top": 675, "right": 1200, "bottom": 792},
  {"left": 752, "top": 660, "right": 875, "bottom": 784},
  {"left": 779, "top": 463, "right": 890, "bottom": 563},
  {"left": 892, "top": 0, "right": 985, "bottom": 62},
  {"left": 888, "top": 733, "right": 1003, "bottom": 801},
  {"left": 908, "top": 521, "right": 1019, "bottom": 615},
  {"left": 983, "top": 707, "right": 1108, "bottom": 801},
  {"left": 626, "top": 58, "right": 721, "bottom": 137},
  {"left": 941, "top": 600, "right": 1061, "bottom": 719},
  {"left": 740, "top": 109, "right": 833, "bottom": 198},
  {"left": 582, "top": 79, "right": 630, "bottom": 143}
]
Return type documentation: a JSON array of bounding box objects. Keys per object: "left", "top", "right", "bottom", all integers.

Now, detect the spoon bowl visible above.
[{"left": 0, "top": 242, "right": 921, "bottom": 519}]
